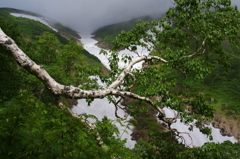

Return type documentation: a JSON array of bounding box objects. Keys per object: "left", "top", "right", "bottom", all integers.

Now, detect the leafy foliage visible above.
[
  {"left": 0, "top": 12, "right": 133, "bottom": 158},
  {"left": 0, "top": 91, "right": 133, "bottom": 158},
  {"left": 0, "top": 17, "right": 25, "bottom": 101},
  {"left": 1, "top": 0, "right": 240, "bottom": 158},
  {"left": 94, "top": 0, "right": 240, "bottom": 115}
]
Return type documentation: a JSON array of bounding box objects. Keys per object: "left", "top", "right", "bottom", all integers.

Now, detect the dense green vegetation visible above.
[
  {"left": 1, "top": 0, "right": 240, "bottom": 158},
  {"left": 0, "top": 8, "right": 67, "bottom": 44},
  {"left": 155, "top": 42, "right": 240, "bottom": 116},
  {"left": 0, "top": 9, "right": 128, "bottom": 158},
  {"left": 0, "top": 7, "right": 80, "bottom": 38},
  {"left": 0, "top": 9, "right": 107, "bottom": 103},
  {"left": 94, "top": 6, "right": 240, "bottom": 117},
  {"left": 0, "top": 92, "right": 130, "bottom": 158},
  {"left": 104, "top": 0, "right": 240, "bottom": 157},
  {"left": 94, "top": 2, "right": 240, "bottom": 144},
  {"left": 52, "top": 22, "right": 80, "bottom": 38},
  {"left": 188, "top": 52, "right": 240, "bottom": 112},
  {"left": 135, "top": 133, "right": 240, "bottom": 159}
]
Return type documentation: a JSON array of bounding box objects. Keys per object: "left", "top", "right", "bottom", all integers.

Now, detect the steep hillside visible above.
[
  {"left": 1, "top": 2, "right": 240, "bottom": 158},
  {"left": 0, "top": 8, "right": 80, "bottom": 43},
  {"left": 159, "top": 45, "right": 240, "bottom": 141},
  {"left": 0, "top": 8, "right": 108, "bottom": 103},
  {"left": 0, "top": 7, "right": 107, "bottom": 71}
]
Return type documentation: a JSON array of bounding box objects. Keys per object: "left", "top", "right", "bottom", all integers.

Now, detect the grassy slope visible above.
[
  {"left": 92, "top": 16, "right": 159, "bottom": 49},
  {"left": 195, "top": 47, "right": 240, "bottom": 114},
  {"left": 161, "top": 44, "right": 240, "bottom": 119},
  {"left": 51, "top": 22, "right": 80, "bottom": 39},
  {"left": 0, "top": 8, "right": 68, "bottom": 44}
]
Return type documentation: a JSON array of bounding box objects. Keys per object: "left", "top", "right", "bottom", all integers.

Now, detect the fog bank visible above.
[
  {"left": 0, "top": 0, "right": 173, "bottom": 33},
  {"left": 1, "top": 0, "right": 239, "bottom": 33}
]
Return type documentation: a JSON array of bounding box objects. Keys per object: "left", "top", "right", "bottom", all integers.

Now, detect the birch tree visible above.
[{"left": 0, "top": 0, "right": 240, "bottom": 157}]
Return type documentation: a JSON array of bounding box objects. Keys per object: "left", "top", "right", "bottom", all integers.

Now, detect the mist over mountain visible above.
[
  {"left": 0, "top": 0, "right": 172, "bottom": 33},
  {"left": 1, "top": 0, "right": 240, "bottom": 33}
]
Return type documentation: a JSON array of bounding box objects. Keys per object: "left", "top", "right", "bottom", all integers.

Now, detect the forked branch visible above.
[{"left": 0, "top": 27, "right": 185, "bottom": 145}]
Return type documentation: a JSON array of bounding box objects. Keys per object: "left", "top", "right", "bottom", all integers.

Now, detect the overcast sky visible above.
[{"left": 1, "top": 0, "right": 240, "bottom": 33}]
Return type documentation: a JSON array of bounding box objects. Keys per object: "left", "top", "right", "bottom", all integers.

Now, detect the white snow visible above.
[{"left": 10, "top": 13, "right": 58, "bottom": 32}]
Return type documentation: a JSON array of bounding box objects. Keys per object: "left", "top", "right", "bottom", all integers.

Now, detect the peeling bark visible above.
[
  {"left": 0, "top": 27, "right": 181, "bottom": 144},
  {"left": 0, "top": 28, "right": 166, "bottom": 106}
]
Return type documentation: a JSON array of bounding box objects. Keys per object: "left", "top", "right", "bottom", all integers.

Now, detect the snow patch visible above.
[{"left": 10, "top": 13, "right": 58, "bottom": 32}]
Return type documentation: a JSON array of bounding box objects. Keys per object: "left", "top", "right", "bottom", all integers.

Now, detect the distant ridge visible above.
[
  {"left": 92, "top": 14, "right": 164, "bottom": 50},
  {"left": 0, "top": 7, "right": 81, "bottom": 41}
]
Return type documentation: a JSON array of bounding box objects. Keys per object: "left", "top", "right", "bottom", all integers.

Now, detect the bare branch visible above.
[
  {"left": 113, "top": 97, "right": 129, "bottom": 120},
  {"left": 179, "top": 26, "right": 209, "bottom": 59},
  {"left": 108, "top": 55, "right": 167, "bottom": 89},
  {"left": 38, "top": 88, "right": 45, "bottom": 100},
  {"left": 176, "top": 131, "right": 195, "bottom": 148},
  {"left": 171, "top": 127, "right": 195, "bottom": 147},
  {"left": 114, "top": 104, "right": 129, "bottom": 120},
  {"left": 186, "top": 37, "right": 208, "bottom": 58},
  {"left": 0, "top": 27, "right": 168, "bottom": 118},
  {"left": 126, "top": 72, "right": 136, "bottom": 90},
  {"left": 180, "top": 27, "right": 200, "bottom": 52}
]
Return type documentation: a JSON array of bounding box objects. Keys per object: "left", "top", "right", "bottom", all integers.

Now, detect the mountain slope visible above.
[
  {"left": 0, "top": 8, "right": 80, "bottom": 43},
  {"left": 0, "top": 7, "right": 109, "bottom": 103},
  {"left": 0, "top": 7, "right": 107, "bottom": 72},
  {"left": 92, "top": 15, "right": 163, "bottom": 49}
]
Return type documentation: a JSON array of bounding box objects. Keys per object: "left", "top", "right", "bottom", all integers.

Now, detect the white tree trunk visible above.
[{"left": 0, "top": 27, "right": 181, "bottom": 141}]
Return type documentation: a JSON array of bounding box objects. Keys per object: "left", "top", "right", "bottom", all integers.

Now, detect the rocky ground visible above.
[
  {"left": 92, "top": 36, "right": 125, "bottom": 51},
  {"left": 70, "top": 97, "right": 240, "bottom": 144},
  {"left": 126, "top": 97, "right": 240, "bottom": 143},
  {"left": 91, "top": 36, "right": 113, "bottom": 50},
  {"left": 203, "top": 110, "right": 240, "bottom": 143}
]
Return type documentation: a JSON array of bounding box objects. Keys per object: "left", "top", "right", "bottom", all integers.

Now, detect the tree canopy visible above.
[{"left": 0, "top": 0, "right": 240, "bottom": 158}]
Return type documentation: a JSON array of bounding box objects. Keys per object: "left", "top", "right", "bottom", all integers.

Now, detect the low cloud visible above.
[
  {"left": 1, "top": 0, "right": 239, "bottom": 33},
  {"left": 0, "top": 0, "right": 173, "bottom": 33}
]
